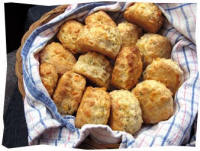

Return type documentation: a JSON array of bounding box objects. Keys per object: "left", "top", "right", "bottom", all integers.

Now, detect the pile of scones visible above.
[{"left": 39, "top": 3, "right": 183, "bottom": 135}]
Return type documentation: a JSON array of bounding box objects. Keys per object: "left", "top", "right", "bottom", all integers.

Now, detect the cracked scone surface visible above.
[
  {"left": 143, "top": 58, "right": 183, "bottom": 95},
  {"left": 111, "top": 46, "right": 142, "bottom": 90},
  {"left": 39, "top": 63, "right": 58, "bottom": 96},
  {"left": 57, "top": 20, "right": 84, "bottom": 54},
  {"left": 77, "top": 24, "right": 122, "bottom": 59},
  {"left": 53, "top": 71, "right": 86, "bottom": 115},
  {"left": 124, "top": 2, "right": 164, "bottom": 33},
  {"left": 136, "top": 33, "right": 172, "bottom": 67},
  {"left": 73, "top": 52, "right": 112, "bottom": 88},
  {"left": 132, "top": 80, "right": 173, "bottom": 124},
  {"left": 40, "top": 42, "right": 76, "bottom": 75},
  {"left": 109, "top": 90, "right": 143, "bottom": 134},
  {"left": 117, "top": 21, "right": 142, "bottom": 47},
  {"left": 75, "top": 87, "right": 111, "bottom": 128},
  {"left": 85, "top": 11, "right": 116, "bottom": 27}
]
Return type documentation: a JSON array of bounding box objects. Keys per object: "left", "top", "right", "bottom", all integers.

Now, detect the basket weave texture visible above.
[{"left": 15, "top": 5, "right": 120, "bottom": 149}]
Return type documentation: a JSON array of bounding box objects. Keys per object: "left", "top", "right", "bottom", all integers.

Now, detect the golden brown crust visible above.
[
  {"left": 132, "top": 80, "right": 173, "bottom": 124},
  {"left": 57, "top": 20, "right": 84, "bottom": 54},
  {"left": 40, "top": 42, "right": 76, "bottom": 75},
  {"left": 136, "top": 33, "right": 172, "bottom": 67},
  {"left": 53, "top": 71, "right": 86, "bottom": 115},
  {"left": 39, "top": 63, "right": 58, "bottom": 96},
  {"left": 16, "top": 5, "right": 69, "bottom": 99},
  {"left": 111, "top": 46, "right": 143, "bottom": 90},
  {"left": 109, "top": 90, "right": 143, "bottom": 134},
  {"left": 75, "top": 87, "right": 111, "bottom": 128},
  {"left": 124, "top": 2, "right": 164, "bottom": 33},
  {"left": 85, "top": 11, "right": 116, "bottom": 27},
  {"left": 73, "top": 52, "right": 112, "bottom": 88},
  {"left": 143, "top": 58, "right": 183, "bottom": 95},
  {"left": 77, "top": 24, "right": 122, "bottom": 59},
  {"left": 117, "top": 22, "right": 142, "bottom": 47}
]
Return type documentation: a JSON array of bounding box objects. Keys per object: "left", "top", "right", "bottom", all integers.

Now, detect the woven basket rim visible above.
[{"left": 15, "top": 5, "right": 69, "bottom": 99}]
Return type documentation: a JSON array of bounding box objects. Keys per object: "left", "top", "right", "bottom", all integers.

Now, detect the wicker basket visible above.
[{"left": 15, "top": 5, "right": 120, "bottom": 149}]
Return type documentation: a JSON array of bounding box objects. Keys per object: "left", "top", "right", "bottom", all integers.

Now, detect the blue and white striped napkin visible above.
[{"left": 21, "top": 2, "right": 199, "bottom": 148}]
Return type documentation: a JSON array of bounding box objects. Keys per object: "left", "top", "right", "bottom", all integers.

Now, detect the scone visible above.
[
  {"left": 57, "top": 20, "right": 84, "bottom": 54},
  {"left": 111, "top": 46, "right": 143, "bottom": 90},
  {"left": 132, "top": 80, "right": 173, "bottom": 124},
  {"left": 40, "top": 42, "right": 76, "bottom": 75},
  {"left": 75, "top": 87, "right": 111, "bottom": 128},
  {"left": 124, "top": 2, "right": 164, "bottom": 33},
  {"left": 77, "top": 24, "right": 122, "bottom": 59},
  {"left": 143, "top": 58, "right": 183, "bottom": 95},
  {"left": 136, "top": 33, "right": 172, "bottom": 67},
  {"left": 73, "top": 52, "right": 112, "bottom": 88},
  {"left": 85, "top": 10, "right": 116, "bottom": 27},
  {"left": 53, "top": 71, "right": 86, "bottom": 115},
  {"left": 39, "top": 63, "right": 58, "bottom": 96},
  {"left": 109, "top": 90, "right": 143, "bottom": 134},
  {"left": 117, "top": 22, "right": 142, "bottom": 47}
]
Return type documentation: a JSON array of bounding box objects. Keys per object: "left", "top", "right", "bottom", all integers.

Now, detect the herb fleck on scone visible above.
[
  {"left": 40, "top": 42, "right": 76, "bottom": 75},
  {"left": 124, "top": 2, "right": 164, "bottom": 33},
  {"left": 109, "top": 90, "right": 143, "bottom": 134},
  {"left": 73, "top": 52, "right": 112, "bottom": 88},
  {"left": 75, "top": 87, "right": 111, "bottom": 128},
  {"left": 133, "top": 80, "right": 173, "bottom": 124},
  {"left": 53, "top": 71, "right": 86, "bottom": 115}
]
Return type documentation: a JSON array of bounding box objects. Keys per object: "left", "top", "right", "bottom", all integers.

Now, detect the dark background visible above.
[
  {"left": 5, "top": 3, "right": 56, "bottom": 53},
  {"left": 5, "top": 3, "right": 33, "bottom": 53},
  {"left": 3, "top": 3, "right": 56, "bottom": 148}
]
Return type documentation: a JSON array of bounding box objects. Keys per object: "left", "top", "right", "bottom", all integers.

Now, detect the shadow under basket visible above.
[{"left": 15, "top": 5, "right": 120, "bottom": 149}]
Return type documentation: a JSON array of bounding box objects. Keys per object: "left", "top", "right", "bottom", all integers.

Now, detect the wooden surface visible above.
[{"left": 15, "top": 5, "right": 120, "bottom": 149}]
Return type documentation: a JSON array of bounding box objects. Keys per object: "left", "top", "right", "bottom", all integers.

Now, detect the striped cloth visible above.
[{"left": 21, "top": 2, "right": 198, "bottom": 148}]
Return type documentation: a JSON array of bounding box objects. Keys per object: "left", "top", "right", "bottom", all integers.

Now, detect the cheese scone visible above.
[
  {"left": 73, "top": 52, "right": 112, "bottom": 88},
  {"left": 39, "top": 63, "right": 58, "bottom": 96},
  {"left": 109, "top": 90, "right": 143, "bottom": 134},
  {"left": 53, "top": 71, "right": 86, "bottom": 115},
  {"left": 85, "top": 10, "right": 116, "bottom": 27},
  {"left": 124, "top": 2, "right": 164, "bottom": 33},
  {"left": 77, "top": 24, "right": 122, "bottom": 59},
  {"left": 136, "top": 33, "right": 172, "bottom": 67},
  {"left": 117, "top": 22, "right": 142, "bottom": 47},
  {"left": 40, "top": 42, "right": 76, "bottom": 75},
  {"left": 57, "top": 20, "right": 84, "bottom": 54},
  {"left": 133, "top": 80, "right": 173, "bottom": 124},
  {"left": 111, "top": 46, "right": 143, "bottom": 90},
  {"left": 75, "top": 87, "right": 111, "bottom": 128},
  {"left": 143, "top": 58, "right": 183, "bottom": 95}
]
